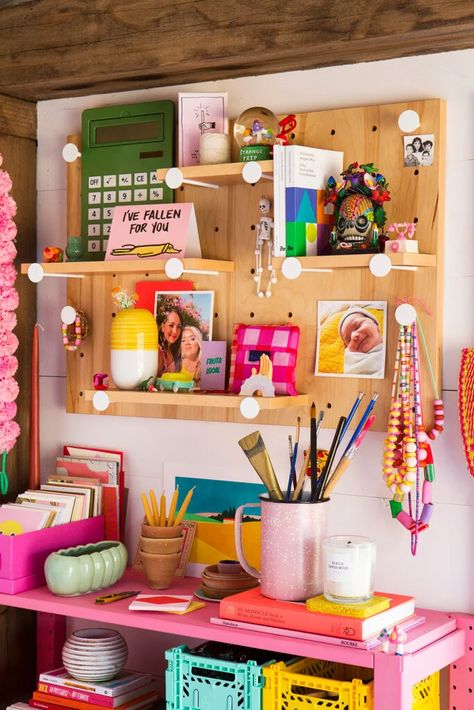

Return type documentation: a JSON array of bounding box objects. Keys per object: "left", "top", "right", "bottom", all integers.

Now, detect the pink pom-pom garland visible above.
[
  {"left": 0, "top": 263, "right": 17, "bottom": 287},
  {"left": 0, "top": 330, "right": 18, "bottom": 356},
  {"left": 0, "top": 376, "right": 19, "bottom": 402},
  {"left": 0, "top": 153, "right": 20, "bottom": 480},
  {"left": 0, "top": 355, "right": 18, "bottom": 378},
  {"left": 0, "top": 401, "right": 17, "bottom": 421}
]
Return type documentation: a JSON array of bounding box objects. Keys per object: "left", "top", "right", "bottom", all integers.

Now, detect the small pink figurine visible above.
[
  {"left": 389, "top": 625, "right": 408, "bottom": 655},
  {"left": 378, "top": 628, "right": 390, "bottom": 653},
  {"left": 93, "top": 373, "right": 109, "bottom": 390}
]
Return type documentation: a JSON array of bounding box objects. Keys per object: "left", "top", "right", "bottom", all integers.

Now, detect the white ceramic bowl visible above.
[{"left": 62, "top": 628, "right": 128, "bottom": 681}]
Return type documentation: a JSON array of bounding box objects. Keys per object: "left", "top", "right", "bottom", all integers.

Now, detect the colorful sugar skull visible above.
[{"left": 325, "top": 162, "right": 391, "bottom": 255}]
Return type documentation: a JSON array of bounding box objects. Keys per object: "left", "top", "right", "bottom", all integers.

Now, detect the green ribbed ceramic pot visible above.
[{"left": 44, "top": 541, "right": 127, "bottom": 596}]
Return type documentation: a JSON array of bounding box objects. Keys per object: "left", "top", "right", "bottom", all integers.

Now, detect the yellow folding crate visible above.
[{"left": 263, "top": 658, "right": 439, "bottom": 710}]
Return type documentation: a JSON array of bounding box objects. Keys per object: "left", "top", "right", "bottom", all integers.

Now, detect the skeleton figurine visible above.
[{"left": 254, "top": 197, "right": 277, "bottom": 297}]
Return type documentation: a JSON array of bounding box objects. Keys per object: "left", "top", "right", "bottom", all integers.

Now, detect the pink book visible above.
[
  {"left": 219, "top": 588, "right": 415, "bottom": 641},
  {"left": 36, "top": 681, "right": 158, "bottom": 708}
]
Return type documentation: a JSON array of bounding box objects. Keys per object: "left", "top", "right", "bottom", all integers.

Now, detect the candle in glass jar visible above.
[{"left": 322, "top": 535, "right": 376, "bottom": 603}]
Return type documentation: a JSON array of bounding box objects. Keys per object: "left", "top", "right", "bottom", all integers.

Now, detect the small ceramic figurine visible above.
[
  {"left": 239, "top": 354, "right": 275, "bottom": 397},
  {"left": 254, "top": 197, "right": 277, "bottom": 298},
  {"left": 378, "top": 627, "right": 391, "bottom": 653},
  {"left": 389, "top": 625, "right": 408, "bottom": 655},
  {"left": 387, "top": 222, "right": 418, "bottom": 253},
  {"left": 325, "top": 162, "right": 391, "bottom": 254}
]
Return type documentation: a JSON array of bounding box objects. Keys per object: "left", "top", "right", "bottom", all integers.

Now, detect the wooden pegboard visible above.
[{"left": 66, "top": 98, "right": 445, "bottom": 430}]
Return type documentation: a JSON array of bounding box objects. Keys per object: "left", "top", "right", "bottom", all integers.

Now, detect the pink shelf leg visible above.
[
  {"left": 37, "top": 611, "right": 66, "bottom": 676},
  {"left": 374, "top": 653, "right": 413, "bottom": 710},
  {"left": 448, "top": 613, "right": 474, "bottom": 710}
]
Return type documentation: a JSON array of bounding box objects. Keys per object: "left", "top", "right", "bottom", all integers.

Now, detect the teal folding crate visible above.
[{"left": 165, "top": 642, "right": 288, "bottom": 710}]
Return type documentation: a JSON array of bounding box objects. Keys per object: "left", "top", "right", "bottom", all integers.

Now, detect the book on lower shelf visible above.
[
  {"left": 219, "top": 587, "right": 416, "bottom": 641},
  {"left": 37, "top": 669, "right": 153, "bottom": 699},
  {"left": 30, "top": 690, "right": 158, "bottom": 710},
  {"left": 210, "top": 613, "right": 426, "bottom": 650}
]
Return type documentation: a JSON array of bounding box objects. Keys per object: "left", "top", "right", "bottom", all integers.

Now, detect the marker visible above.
[{"left": 95, "top": 591, "right": 141, "bottom": 604}]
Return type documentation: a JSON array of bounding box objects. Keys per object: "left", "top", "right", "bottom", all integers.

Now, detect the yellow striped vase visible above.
[{"left": 110, "top": 308, "right": 158, "bottom": 389}]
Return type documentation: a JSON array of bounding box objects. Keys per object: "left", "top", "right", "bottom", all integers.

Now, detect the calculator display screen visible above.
[{"left": 94, "top": 121, "right": 160, "bottom": 145}]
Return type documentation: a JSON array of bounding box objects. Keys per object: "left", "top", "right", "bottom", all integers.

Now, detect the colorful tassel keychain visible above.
[{"left": 458, "top": 348, "right": 474, "bottom": 477}]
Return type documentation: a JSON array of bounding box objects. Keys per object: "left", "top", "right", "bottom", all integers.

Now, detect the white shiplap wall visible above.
[{"left": 35, "top": 50, "right": 474, "bottom": 645}]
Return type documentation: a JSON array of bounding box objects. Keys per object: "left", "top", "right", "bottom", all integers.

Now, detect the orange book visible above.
[
  {"left": 219, "top": 587, "right": 415, "bottom": 641},
  {"left": 31, "top": 689, "right": 157, "bottom": 710}
]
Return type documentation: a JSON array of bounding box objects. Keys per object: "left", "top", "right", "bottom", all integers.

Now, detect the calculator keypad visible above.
[{"left": 84, "top": 172, "right": 165, "bottom": 255}]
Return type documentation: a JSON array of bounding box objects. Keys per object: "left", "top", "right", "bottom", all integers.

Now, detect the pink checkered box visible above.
[{"left": 229, "top": 324, "right": 300, "bottom": 396}]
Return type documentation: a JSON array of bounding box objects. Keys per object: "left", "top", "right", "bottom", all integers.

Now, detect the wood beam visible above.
[{"left": 0, "top": 0, "right": 472, "bottom": 100}]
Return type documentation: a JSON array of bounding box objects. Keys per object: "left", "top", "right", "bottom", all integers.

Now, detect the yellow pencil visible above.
[
  {"left": 149, "top": 489, "right": 159, "bottom": 526},
  {"left": 141, "top": 492, "right": 154, "bottom": 526},
  {"left": 167, "top": 486, "right": 179, "bottom": 526},
  {"left": 159, "top": 492, "right": 167, "bottom": 527},
  {"left": 174, "top": 486, "right": 195, "bottom": 526}
]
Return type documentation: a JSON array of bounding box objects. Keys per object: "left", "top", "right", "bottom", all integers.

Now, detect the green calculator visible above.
[{"left": 80, "top": 100, "right": 175, "bottom": 260}]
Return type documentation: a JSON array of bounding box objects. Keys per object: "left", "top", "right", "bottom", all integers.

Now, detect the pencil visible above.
[
  {"left": 141, "top": 493, "right": 154, "bottom": 526},
  {"left": 310, "top": 403, "right": 317, "bottom": 501},
  {"left": 340, "top": 392, "right": 364, "bottom": 441},
  {"left": 174, "top": 486, "right": 196, "bottom": 526},
  {"left": 314, "top": 415, "right": 346, "bottom": 501},
  {"left": 149, "top": 489, "right": 159, "bottom": 526},
  {"left": 167, "top": 486, "right": 179, "bottom": 526},
  {"left": 159, "top": 492, "right": 167, "bottom": 527}
]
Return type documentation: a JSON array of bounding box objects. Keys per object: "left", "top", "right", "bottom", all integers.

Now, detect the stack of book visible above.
[
  {"left": 0, "top": 444, "right": 124, "bottom": 540},
  {"left": 215, "top": 588, "right": 421, "bottom": 650},
  {"left": 29, "top": 668, "right": 159, "bottom": 710}
]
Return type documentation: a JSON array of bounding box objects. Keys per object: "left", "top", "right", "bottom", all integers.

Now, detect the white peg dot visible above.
[
  {"left": 395, "top": 303, "right": 417, "bottom": 326},
  {"left": 61, "top": 306, "right": 77, "bottom": 325},
  {"left": 240, "top": 396, "right": 260, "bottom": 419},
  {"left": 281, "top": 257, "right": 302, "bottom": 280},
  {"left": 62, "top": 143, "right": 81, "bottom": 163},
  {"left": 369, "top": 253, "right": 392, "bottom": 278},
  {"left": 28, "top": 263, "right": 45, "bottom": 283},
  {"left": 398, "top": 110, "right": 421, "bottom": 133},
  {"left": 92, "top": 391, "right": 110, "bottom": 412},
  {"left": 242, "top": 161, "right": 262, "bottom": 184},
  {"left": 165, "top": 167, "right": 184, "bottom": 190},
  {"left": 165, "top": 257, "right": 185, "bottom": 279}
]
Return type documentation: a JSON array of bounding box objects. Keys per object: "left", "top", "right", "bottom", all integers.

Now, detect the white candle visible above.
[
  {"left": 322, "top": 536, "right": 376, "bottom": 603},
  {"left": 199, "top": 132, "right": 231, "bottom": 165}
]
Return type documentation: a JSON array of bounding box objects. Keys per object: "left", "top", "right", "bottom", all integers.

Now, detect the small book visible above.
[
  {"left": 31, "top": 689, "right": 158, "bottom": 710},
  {"left": 37, "top": 669, "right": 153, "bottom": 698},
  {"left": 128, "top": 593, "right": 194, "bottom": 613},
  {"left": 0, "top": 503, "right": 54, "bottom": 535},
  {"left": 36, "top": 679, "right": 158, "bottom": 708},
  {"left": 305, "top": 594, "right": 391, "bottom": 618},
  {"left": 219, "top": 587, "right": 415, "bottom": 641}
]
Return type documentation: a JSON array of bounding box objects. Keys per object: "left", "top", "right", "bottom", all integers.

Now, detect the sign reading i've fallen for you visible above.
[{"left": 106, "top": 203, "right": 201, "bottom": 260}]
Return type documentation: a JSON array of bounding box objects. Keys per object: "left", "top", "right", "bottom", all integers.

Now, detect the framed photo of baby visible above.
[
  {"left": 154, "top": 290, "right": 214, "bottom": 388},
  {"left": 315, "top": 300, "right": 387, "bottom": 379}
]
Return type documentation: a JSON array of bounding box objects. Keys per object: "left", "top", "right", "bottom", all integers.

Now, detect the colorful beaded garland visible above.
[
  {"left": 61, "top": 315, "right": 82, "bottom": 351},
  {"left": 458, "top": 348, "right": 474, "bottom": 476},
  {"left": 382, "top": 317, "right": 443, "bottom": 555}
]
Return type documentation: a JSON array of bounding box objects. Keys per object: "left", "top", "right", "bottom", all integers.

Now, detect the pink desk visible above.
[{"left": 0, "top": 569, "right": 470, "bottom": 710}]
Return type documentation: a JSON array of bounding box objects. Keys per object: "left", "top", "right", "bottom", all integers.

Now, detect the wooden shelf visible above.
[
  {"left": 156, "top": 160, "right": 274, "bottom": 186},
  {"left": 20, "top": 258, "right": 234, "bottom": 275},
  {"left": 274, "top": 253, "right": 437, "bottom": 270},
  {"left": 84, "top": 389, "right": 309, "bottom": 411}
]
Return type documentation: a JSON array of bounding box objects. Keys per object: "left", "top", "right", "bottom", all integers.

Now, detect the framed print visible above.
[{"left": 315, "top": 300, "right": 387, "bottom": 379}]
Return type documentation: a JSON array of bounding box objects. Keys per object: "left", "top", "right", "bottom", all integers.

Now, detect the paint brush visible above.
[
  {"left": 238, "top": 431, "right": 284, "bottom": 500},
  {"left": 292, "top": 448, "right": 310, "bottom": 501},
  {"left": 310, "top": 403, "right": 317, "bottom": 501},
  {"left": 340, "top": 392, "right": 364, "bottom": 441},
  {"left": 323, "top": 414, "right": 375, "bottom": 497},
  {"left": 314, "top": 415, "right": 346, "bottom": 501},
  {"left": 285, "top": 418, "right": 301, "bottom": 500}
]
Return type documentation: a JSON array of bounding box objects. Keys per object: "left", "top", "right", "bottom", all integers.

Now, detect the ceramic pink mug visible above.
[{"left": 234, "top": 493, "right": 328, "bottom": 601}]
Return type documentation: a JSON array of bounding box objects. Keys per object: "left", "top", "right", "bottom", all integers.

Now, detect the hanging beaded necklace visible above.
[{"left": 382, "top": 315, "right": 444, "bottom": 555}]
